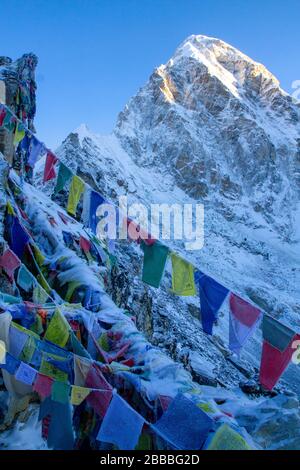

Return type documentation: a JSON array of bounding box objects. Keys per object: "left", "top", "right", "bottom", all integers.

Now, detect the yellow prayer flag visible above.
[
  {"left": 44, "top": 308, "right": 70, "bottom": 347},
  {"left": 0, "top": 340, "right": 6, "bottom": 364},
  {"left": 6, "top": 201, "right": 15, "bottom": 215},
  {"left": 67, "top": 175, "right": 85, "bottom": 216},
  {"left": 71, "top": 385, "right": 90, "bottom": 405},
  {"left": 171, "top": 253, "right": 196, "bottom": 296},
  {"left": 13, "top": 123, "right": 25, "bottom": 146}
]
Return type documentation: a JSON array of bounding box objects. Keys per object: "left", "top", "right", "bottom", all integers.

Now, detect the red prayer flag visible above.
[
  {"left": 85, "top": 364, "right": 113, "bottom": 418},
  {"left": 33, "top": 373, "right": 53, "bottom": 398},
  {"left": 0, "top": 248, "right": 21, "bottom": 280},
  {"left": 79, "top": 236, "right": 91, "bottom": 253},
  {"left": 43, "top": 152, "right": 58, "bottom": 183},
  {"left": 259, "top": 334, "right": 300, "bottom": 390}
]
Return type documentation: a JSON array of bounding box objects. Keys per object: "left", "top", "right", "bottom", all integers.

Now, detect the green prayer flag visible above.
[
  {"left": 141, "top": 241, "right": 169, "bottom": 288},
  {"left": 54, "top": 162, "right": 72, "bottom": 194},
  {"left": 51, "top": 380, "right": 70, "bottom": 404},
  {"left": 44, "top": 309, "right": 70, "bottom": 347},
  {"left": 170, "top": 253, "right": 196, "bottom": 296},
  {"left": 40, "top": 353, "right": 69, "bottom": 382}
]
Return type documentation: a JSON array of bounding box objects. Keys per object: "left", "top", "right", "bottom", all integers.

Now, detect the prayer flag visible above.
[
  {"left": 9, "top": 325, "right": 28, "bottom": 358},
  {"left": 229, "top": 293, "right": 262, "bottom": 355},
  {"left": 13, "top": 122, "right": 25, "bottom": 146},
  {"left": 85, "top": 363, "right": 113, "bottom": 418},
  {"left": 71, "top": 385, "right": 90, "bottom": 405},
  {"left": 97, "top": 393, "right": 145, "bottom": 450},
  {"left": 33, "top": 373, "right": 53, "bottom": 398},
  {"left": 54, "top": 162, "right": 72, "bottom": 194},
  {"left": 44, "top": 309, "right": 70, "bottom": 348},
  {"left": 43, "top": 152, "right": 58, "bottom": 183},
  {"left": 152, "top": 393, "right": 213, "bottom": 450},
  {"left": 15, "top": 362, "right": 37, "bottom": 385},
  {"left": 27, "top": 136, "right": 45, "bottom": 168},
  {"left": 88, "top": 190, "right": 106, "bottom": 233},
  {"left": 39, "top": 397, "right": 74, "bottom": 450},
  {"left": 0, "top": 106, "right": 7, "bottom": 126},
  {"left": 51, "top": 380, "right": 70, "bottom": 404},
  {"left": 17, "top": 265, "right": 35, "bottom": 292},
  {"left": 170, "top": 253, "right": 196, "bottom": 296},
  {"left": 259, "top": 333, "right": 300, "bottom": 390},
  {"left": 204, "top": 424, "right": 252, "bottom": 450},
  {"left": 141, "top": 240, "right": 169, "bottom": 288},
  {"left": 67, "top": 175, "right": 85, "bottom": 216},
  {"left": 9, "top": 217, "right": 30, "bottom": 259},
  {"left": 0, "top": 352, "right": 20, "bottom": 374},
  {"left": 0, "top": 248, "right": 21, "bottom": 280},
  {"left": 262, "top": 315, "right": 295, "bottom": 352},
  {"left": 194, "top": 271, "right": 229, "bottom": 335},
  {"left": 79, "top": 236, "right": 91, "bottom": 253}
]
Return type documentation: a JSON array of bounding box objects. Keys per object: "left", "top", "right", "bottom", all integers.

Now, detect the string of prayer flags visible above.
[
  {"left": 194, "top": 271, "right": 229, "bottom": 335},
  {"left": 170, "top": 253, "right": 196, "bottom": 296},
  {"left": 67, "top": 175, "right": 85, "bottom": 216},
  {"left": 96, "top": 392, "right": 145, "bottom": 450},
  {"left": 44, "top": 309, "right": 70, "bottom": 348},
  {"left": 71, "top": 385, "right": 91, "bottom": 405},
  {"left": 229, "top": 293, "right": 262, "bottom": 355},
  {"left": 9, "top": 217, "right": 30, "bottom": 259},
  {"left": 43, "top": 152, "right": 58, "bottom": 183},
  {"left": 54, "top": 162, "right": 73, "bottom": 194},
  {"left": 27, "top": 135, "right": 45, "bottom": 168},
  {"left": 141, "top": 240, "right": 169, "bottom": 288},
  {"left": 204, "top": 423, "right": 252, "bottom": 450},
  {"left": 0, "top": 248, "right": 21, "bottom": 280},
  {"left": 259, "top": 315, "right": 299, "bottom": 390},
  {"left": 15, "top": 361, "right": 37, "bottom": 385},
  {"left": 13, "top": 122, "right": 25, "bottom": 147},
  {"left": 88, "top": 190, "right": 106, "bottom": 233},
  {"left": 151, "top": 393, "right": 214, "bottom": 450}
]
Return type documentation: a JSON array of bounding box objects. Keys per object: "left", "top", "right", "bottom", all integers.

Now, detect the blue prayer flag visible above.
[
  {"left": 151, "top": 393, "right": 214, "bottom": 450},
  {"left": 97, "top": 393, "right": 144, "bottom": 450},
  {"left": 195, "top": 271, "right": 229, "bottom": 335},
  {"left": 9, "top": 217, "right": 30, "bottom": 259},
  {"left": 88, "top": 191, "right": 106, "bottom": 234}
]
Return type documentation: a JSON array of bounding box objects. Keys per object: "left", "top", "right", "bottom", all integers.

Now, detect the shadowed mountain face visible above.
[{"left": 115, "top": 35, "right": 300, "bottom": 239}]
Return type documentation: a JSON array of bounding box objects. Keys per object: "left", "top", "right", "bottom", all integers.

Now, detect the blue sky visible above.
[{"left": 2, "top": 0, "right": 300, "bottom": 148}]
